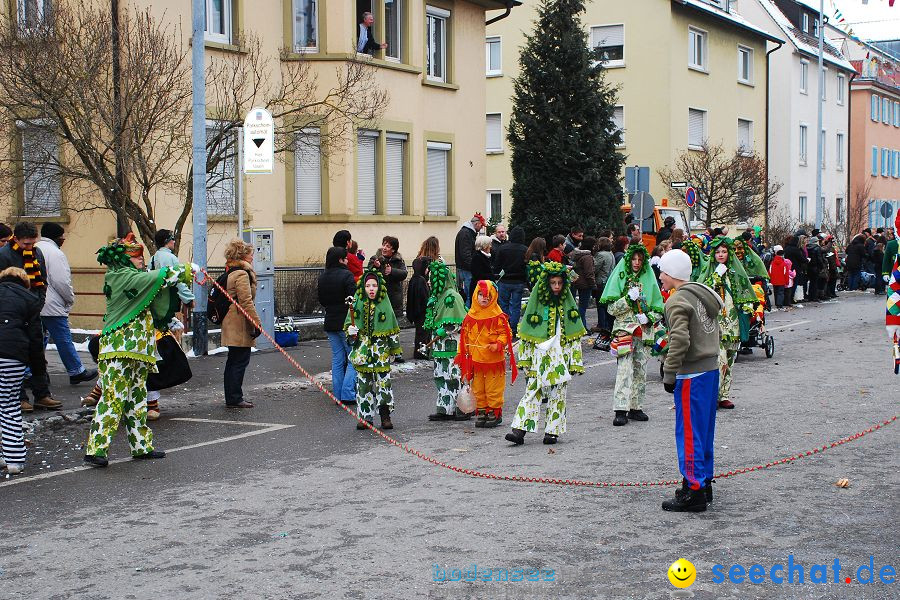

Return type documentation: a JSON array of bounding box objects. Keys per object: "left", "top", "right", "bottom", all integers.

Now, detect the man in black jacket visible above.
[
  {"left": 356, "top": 12, "right": 386, "bottom": 55},
  {"left": 0, "top": 222, "right": 59, "bottom": 411},
  {"left": 369, "top": 236, "right": 408, "bottom": 361},
  {"left": 317, "top": 247, "right": 358, "bottom": 404},
  {"left": 494, "top": 227, "right": 528, "bottom": 335},
  {"left": 454, "top": 213, "right": 485, "bottom": 307}
]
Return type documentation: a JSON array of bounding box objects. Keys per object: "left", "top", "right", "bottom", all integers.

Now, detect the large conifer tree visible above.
[{"left": 508, "top": 0, "right": 625, "bottom": 242}]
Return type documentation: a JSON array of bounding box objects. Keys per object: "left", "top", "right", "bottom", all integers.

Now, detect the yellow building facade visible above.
[
  {"left": 0, "top": 0, "right": 512, "bottom": 327},
  {"left": 486, "top": 0, "right": 778, "bottom": 225}
]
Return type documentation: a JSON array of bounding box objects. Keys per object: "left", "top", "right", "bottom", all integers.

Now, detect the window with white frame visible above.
[
  {"left": 799, "top": 195, "right": 807, "bottom": 222},
  {"left": 836, "top": 132, "right": 844, "bottom": 170},
  {"left": 20, "top": 124, "right": 61, "bottom": 217},
  {"left": 820, "top": 129, "right": 826, "bottom": 169},
  {"left": 872, "top": 146, "right": 878, "bottom": 176},
  {"left": 837, "top": 73, "right": 845, "bottom": 105},
  {"left": 799, "top": 124, "right": 808, "bottom": 164},
  {"left": 871, "top": 94, "right": 879, "bottom": 121},
  {"left": 801, "top": 13, "right": 809, "bottom": 33},
  {"left": 205, "top": 0, "right": 231, "bottom": 44},
  {"left": 738, "top": 46, "right": 753, "bottom": 83},
  {"left": 426, "top": 142, "right": 450, "bottom": 216},
  {"left": 485, "top": 36, "right": 501, "bottom": 76},
  {"left": 688, "top": 27, "right": 707, "bottom": 71},
  {"left": 836, "top": 197, "right": 844, "bottom": 223},
  {"left": 293, "top": 0, "right": 318, "bottom": 52},
  {"left": 894, "top": 150, "right": 900, "bottom": 178},
  {"left": 812, "top": 18, "right": 819, "bottom": 36},
  {"left": 426, "top": 6, "right": 449, "bottom": 83},
  {"left": 612, "top": 106, "right": 624, "bottom": 143},
  {"left": 18, "top": 0, "right": 50, "bottom": 30},
  {"left": 820, "top": 67, "right": 827, "bottom": 101},
  {"left": 882, "top": 148, "right": 890, "bottom": 176},
  {"left": 384, "top": 0, "right": 402, "bottom": 61},
  {"left": 737, "top": 119, "right": 752, "bottom": 155},
  {"left": 688, "top": 108, "right": 706, "bottom": 149},
  {"left": 206, "top": 124, "right": 236, "bottom": 215},
  {"left": 385, "top": 132, "right": 407, "bottom": 215},
  {"left": 895, "top": 101, "right": 900, "bottom": 127},
  {"left": 294, "top": 128, "right": 322, "bottom": 215},
  {"left": 487, "top": 190, "right": 502, "bottom": 220},
  {"left": 357, "top": 130, "right": 379, "bottom": 215},
  {"left": 800, "top": 60, "right": 809, "bottom": 94},
  {"left": 485, "top": 113, "right": 502, "bottom": 152},
  {"left": 591, "top": 24, "right": 624, "bottom": 67},
  {"left": 883, "top": 98, "right": 891, "bottom": 124}
]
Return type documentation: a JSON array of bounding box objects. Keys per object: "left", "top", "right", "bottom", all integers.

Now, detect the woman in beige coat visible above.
[{"left": 221, "top": 239, "right": 260, "bottom": 408}]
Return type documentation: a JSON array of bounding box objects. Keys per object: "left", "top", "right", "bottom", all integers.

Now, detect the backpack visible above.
[{"left": 208, "top": 267, "right": 250, "bottom": 325}]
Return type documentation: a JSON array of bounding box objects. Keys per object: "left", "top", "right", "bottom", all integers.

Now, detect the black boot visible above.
[
  {"left": 675, "top": 479, "right": 714, "bottom": 504},
  {"left": 474, "top": 409, "right": 488, "bottom": 428},
  {"left": 379, "top": 405, "right": 393, "bottom": 430},
  {"left": 133, "top": 449, "right": 166, "bottom": 460},
  {"left": 542, "top": 433, "right": 558, "bottom": 445},
  {"left": 627, "top": 409, "right": 649, "bottom": 422},
  {"left": 663, "top": 486, "right": 708, "bottom": 512},
  {"left": 505, "top": 428, "right": 526, "bottom": 445},
  {"left": 83, "top": 455, "right": 108, "bottom": 468},
  {"left": 613, "top": 410, "right": 628, "bottom": 426}
]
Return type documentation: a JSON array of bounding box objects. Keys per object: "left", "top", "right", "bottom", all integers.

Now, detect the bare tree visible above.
[
  {"left": 0, "top": 1, "right": 387, "bottom": 252},
  {"left": 658, "top": 142, "right": 782, "bottom": 228}
]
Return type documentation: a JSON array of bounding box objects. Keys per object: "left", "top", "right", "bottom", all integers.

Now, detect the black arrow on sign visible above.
[{"left": 252, "top": 138, "right": 265, "bottom": 149}]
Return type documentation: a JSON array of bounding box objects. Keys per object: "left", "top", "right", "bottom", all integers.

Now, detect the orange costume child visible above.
[{"left": 455, "top": 280, "right": 517, "bottom": 428}]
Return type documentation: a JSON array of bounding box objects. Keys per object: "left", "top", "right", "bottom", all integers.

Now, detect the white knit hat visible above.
[
  {"left": 658, "top": 249, "right": 692, "bottom": 281},
  {"left": 773, "top": 244, "right": 783, "bottom": 253}
]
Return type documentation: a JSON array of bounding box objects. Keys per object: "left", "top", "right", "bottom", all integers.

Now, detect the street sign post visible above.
[
  {"left": 685, "top": 186, "right": 697, "bottom": 208},
  {"left": 243, "top": 108, "right": 275, "bottom": 175}
]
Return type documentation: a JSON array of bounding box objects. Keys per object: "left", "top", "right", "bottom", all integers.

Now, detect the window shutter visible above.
[
  {"left": 738, "top": 119, "right": 751, "bottom": 153},
  {"left": 385, "top": 134, "right": 406, "bottom": 215},
  {"left": 357, "top": 131, "right": 377, "bottom": 215},
  {"left": 295, "top": 130, "right": 321, "bottom": 215},
  {"left": 22, "top": 127, "right": 61, "bottom": 217},
  {"left": 427, "top": 145, "right": 449, "bottom": 216},
  {"left": 591, "top": 24, "right": 623, "bottom": 48},
  {"left": 486, "top": 114, "right": 502, "bottom": 151},
  {"left": 688, "top": 109, "right": 704, "bottom": 146}
]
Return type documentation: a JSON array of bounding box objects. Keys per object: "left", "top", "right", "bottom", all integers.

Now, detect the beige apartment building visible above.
[
  {"left": 486, "top": 0, "right": 780, "bottom": 226},
  {"left": 1, "top": 0, "right": 513, "bottom": 325}
]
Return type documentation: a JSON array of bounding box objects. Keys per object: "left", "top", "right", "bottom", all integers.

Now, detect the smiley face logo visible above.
[{"left": 667, "top": 558, "right": 696, "bottom": 588}]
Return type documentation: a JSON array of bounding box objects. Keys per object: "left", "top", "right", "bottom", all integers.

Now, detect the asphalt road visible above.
[{"left": 1, "top": 292, "right": 897, "bottom": 599}]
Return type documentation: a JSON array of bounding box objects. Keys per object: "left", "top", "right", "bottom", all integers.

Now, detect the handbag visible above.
[
  {"left": 147, "top": 333, "right": 192, "bottom": 391},
  {"left": 793, "top": 286, "right": 804, "bottom": 302},
  {"left": 455, "top": 384, "right": 475, "bottom": 414}
]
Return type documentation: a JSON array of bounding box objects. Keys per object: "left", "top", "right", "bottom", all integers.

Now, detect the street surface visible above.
[{"left": 1, "top": 292, "right": 897, "bottom": 599}]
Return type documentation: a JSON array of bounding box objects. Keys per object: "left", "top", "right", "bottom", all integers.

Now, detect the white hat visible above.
[
  {"left": 773, "top": 245, "right": 783, "bottom": 253},
  {"left": 658, "top": 249, "right": 692, "bottom": 281}
]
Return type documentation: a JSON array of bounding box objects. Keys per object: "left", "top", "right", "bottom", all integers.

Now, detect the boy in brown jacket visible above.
[{"left": 658, "top": 249, "right": 723, "bottom": 513}]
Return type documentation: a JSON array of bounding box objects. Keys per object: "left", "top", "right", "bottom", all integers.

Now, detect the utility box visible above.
[{"left": 242, "top": 228, "right": 275, "bottom": 350}]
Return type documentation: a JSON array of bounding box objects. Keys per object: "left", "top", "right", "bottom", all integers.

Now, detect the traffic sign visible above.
[
  {"left": 685, "top": 186, "right": 697, "bottom": 208},
  {"left": 670, "top": 181, "right": 688, "bottom": 188},
  {"left": 243, "top": 108, "right": 274, "bottom": 174},
  {"left": 880, "top": 202, "right": 894, "bottom": 219}
]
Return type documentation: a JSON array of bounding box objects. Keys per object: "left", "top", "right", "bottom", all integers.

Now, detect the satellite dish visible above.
[{"left": 630, "top": 192, "right": 656, "bottom": 233}]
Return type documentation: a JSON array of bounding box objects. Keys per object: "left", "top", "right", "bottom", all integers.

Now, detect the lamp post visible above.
[{"left": 191, "top": 0, "right": 208, "bottom": 356}]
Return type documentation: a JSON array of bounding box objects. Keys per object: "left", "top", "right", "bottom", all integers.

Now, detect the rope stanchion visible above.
[{"left": 197, "top": 269, "right": 897, "bottom": 489}]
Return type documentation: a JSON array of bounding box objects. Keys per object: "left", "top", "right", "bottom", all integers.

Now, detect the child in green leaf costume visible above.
[
  {"left": 84, "top": 234, "right": 193, "bottom": 468},
  {"left": 346, "top": 269, "right": 402, "bottom": 430},
  {"left": 505, "top": 262, "right": 586, "bottom": 446},
  {"left": 423, "top": 261, "right": 469, "bottom": 421},
  {"left": 600, "top": 244, "right": 665, "bottom": 427},
  {"left": 698, "top": 237, "right": 758, "bottom": 409}
]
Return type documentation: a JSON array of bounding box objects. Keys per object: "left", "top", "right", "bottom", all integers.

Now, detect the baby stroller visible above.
[{"left": 739, "top": 281, "right": 774, "bottom": 358}]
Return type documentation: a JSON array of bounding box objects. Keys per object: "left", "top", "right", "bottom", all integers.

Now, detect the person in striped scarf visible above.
[{"left": 0, "top": 222, "right": 61, "bottom": 411}]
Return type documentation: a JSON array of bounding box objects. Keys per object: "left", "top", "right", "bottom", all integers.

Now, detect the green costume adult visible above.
[
  {"left": 508, "top": 262, "right": 585, "bottom": 442},
  {"left": 85, "top": 234, "right": 192, "bottom": 461},
  {"left": 683, "top": 239, "right": 709, "bottom": 282},
  {"left": 345, "top": 269, "right": 402, "bottom": 427},
  {"left": 732, "top": 238, "right": 769, "bottom": 281},
  {"left": 698, "top": 237, "right": 757, "bottom": 406},
  {"left": 423, "top": 261, "right": 468, "bottom": 417},
  {"left": 600, "top": 245, "right": 664, "bottom": 420}
]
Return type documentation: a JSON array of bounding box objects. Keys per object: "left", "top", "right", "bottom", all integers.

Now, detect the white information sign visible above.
[{"left": 243, "top": 108, "right": 275, "bottom": 174}]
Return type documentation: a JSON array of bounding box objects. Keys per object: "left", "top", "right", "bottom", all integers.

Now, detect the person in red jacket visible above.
[
  {"left": 768, "top": 245, "right": 789, "bottom": 308},
  {"left": 546, "top": 235, "right": 566, "bottom": 264},
  {"left": 333, "top": 230, "right": 363, "bottom": 281}
]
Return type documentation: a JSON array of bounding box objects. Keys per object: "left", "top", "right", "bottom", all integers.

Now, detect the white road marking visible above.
[
  {"left": 1, "top": 419, "right": 294, "bottom": 487},
  {"left": 585, "top": 359, "right": 616, "bottom": 369},
  {"left": 766, "top": 320, "right": 812, "bottom": 331}
]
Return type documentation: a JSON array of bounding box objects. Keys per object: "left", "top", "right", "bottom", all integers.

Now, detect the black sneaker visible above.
[
  {"left": 134, "top": 450, "right": 166, "bottom": 460},
  {"left": 428, "top": 412, "right": 455, "bottom": 421},
  {"left": 454, "top": 410, "right": 473, "bottom": 421},
  {"left": 394, "top": 357, "right": 405, "bottom": 364},
  {"left": 674, "top": 479, "right": 713, "bottom": 504},
  {"left": 70, "top": 368, "right": 98, "bottom": 385},
  {"left": 83, "top": 454, "right": 108, "bottom": 468},
  {"left": 542, "top": 434, "right": 558, "bottom": 445},
  {"left": 662, "top": 487, "right": 708, "bottom": 512},
  {"left": 613, "top": 411, "right": 628, "bottom": 426},
  {"left": 627, "top": 409, "right": 649, "bottom": 422},
  {"left": 505, "top": 429, "right": 526, "bottom": 445}
]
